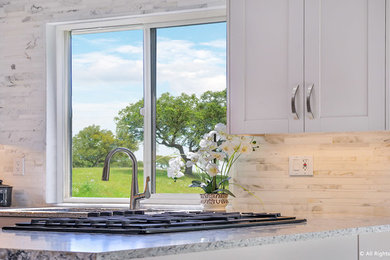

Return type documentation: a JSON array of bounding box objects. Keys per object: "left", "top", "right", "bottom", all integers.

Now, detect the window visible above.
[
  {"left": 46, "top": 9, "right": 226, "bottom": 204},
  {"left": 155, "top": 23, "right": 227, "bottom": 193},
  {"left": 71, "top": 29, "right": 145, "bottom": 198}
]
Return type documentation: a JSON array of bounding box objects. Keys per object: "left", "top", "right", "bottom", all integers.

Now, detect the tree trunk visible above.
[{"left": 184, "top": 165, "right": 193, "bottom": 176}]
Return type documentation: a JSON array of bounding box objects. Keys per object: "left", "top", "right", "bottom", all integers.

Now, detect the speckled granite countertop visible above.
[{"left": 0, "top": 213, "right": 389, "bottom": 259}]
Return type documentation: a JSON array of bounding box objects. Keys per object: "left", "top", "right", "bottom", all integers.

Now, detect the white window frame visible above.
[{"left": 46, "top": 8, "right": 226, "bottom": 206}]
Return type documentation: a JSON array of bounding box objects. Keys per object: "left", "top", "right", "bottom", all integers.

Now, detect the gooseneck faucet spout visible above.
[{"left": 102, "top": 147, "right": 151, "bottom": 209}]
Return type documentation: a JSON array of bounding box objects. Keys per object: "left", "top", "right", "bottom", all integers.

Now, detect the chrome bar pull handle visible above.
[
  {"left": 291, "top": 85, "right": 300, "bottom": 120},
  {"left": 306, "top": 84, "right": 314, "bottom": 119}
]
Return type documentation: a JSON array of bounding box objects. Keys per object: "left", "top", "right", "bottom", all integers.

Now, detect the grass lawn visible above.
[{"left": 72, "top": 167, "right": 201, "bottom": 197}]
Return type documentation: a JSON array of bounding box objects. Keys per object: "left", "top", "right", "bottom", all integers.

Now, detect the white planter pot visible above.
[{"left": 200, "top": 193, "right": 229, "bottom": 212}]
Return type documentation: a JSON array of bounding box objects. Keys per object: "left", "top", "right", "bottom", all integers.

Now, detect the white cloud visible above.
[
  {"left": 157, "top": 38, "right": 226, "bottom": 96},
  {"left": 72, "top": 102, "right": 129, "bottom": 135},
  {"left": 72, "top": 38, "right": 226, "bottom": 96},
  {"left": 113, "top": 45, "right": 143, "bottom": 54},
  {"left": 72, "top": 52, "right": 143, "bottom": 90},
  {"left": 75, "top": 36, "right": 119, "bottom": 45},
  {"left": 200, "top": 39, "right": 226, "bottom": 49}
]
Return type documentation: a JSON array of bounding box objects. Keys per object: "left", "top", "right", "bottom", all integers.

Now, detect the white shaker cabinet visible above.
[
  {"left": 228, "top": 0, "right": 304, "bottom": 134},
  {"left": 228, "top": 0, "right": 386, "bottom": 134},
  {"left": 359, "top": 231, "right": 390, "bottom": 260},
  {"left": 304, "top": 0, "right": 386, "bottom": 132}
]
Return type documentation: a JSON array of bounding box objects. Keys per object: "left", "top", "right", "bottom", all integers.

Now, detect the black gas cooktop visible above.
[{"left": 2, "top": 211, "right": 307, "bottom": 234}]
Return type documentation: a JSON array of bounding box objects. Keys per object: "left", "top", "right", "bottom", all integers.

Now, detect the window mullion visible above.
[
  {"left": 150, "top": 28, "right": 157, "bottom": 194},
  {"left": 143, "top": 27, "right": 156, "bottom": 193}
]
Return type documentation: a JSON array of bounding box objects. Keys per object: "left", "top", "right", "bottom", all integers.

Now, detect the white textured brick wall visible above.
[{"left": 0, "top": 0, "right": 226, "bottom": 207}]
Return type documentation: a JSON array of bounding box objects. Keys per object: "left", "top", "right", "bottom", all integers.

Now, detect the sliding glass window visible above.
[{"left": 69, "top": 22, "right": 226, "bottom": 198}]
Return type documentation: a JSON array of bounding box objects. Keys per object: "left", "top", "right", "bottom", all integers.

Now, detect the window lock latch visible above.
[{"left": 139, "top": 107, "right": 145, "bottom": 116}]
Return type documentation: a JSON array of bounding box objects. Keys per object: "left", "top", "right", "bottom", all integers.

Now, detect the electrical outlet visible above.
[
  {"left": 289, "top": 156, "right": 313, "bottom": 176},
  {"left": 13, "top": 157, "right": 25, "bottom": 176}
]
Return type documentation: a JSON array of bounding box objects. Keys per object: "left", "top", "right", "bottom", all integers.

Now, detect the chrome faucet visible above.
[{"left": 102, "top": 147, "right": 151, "bottom": 209}]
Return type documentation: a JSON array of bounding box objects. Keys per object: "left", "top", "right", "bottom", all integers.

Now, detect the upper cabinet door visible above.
[
  {"left": 304, "top": 0, "right": 386, "bottom": 132},
  {"left": 228, "top": 0, "right": 304, "bottom": 135}
]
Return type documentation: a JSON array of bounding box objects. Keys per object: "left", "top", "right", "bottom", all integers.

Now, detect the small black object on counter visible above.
[{"left": 0, "top": 180, "right": 12, "bottom": 207}]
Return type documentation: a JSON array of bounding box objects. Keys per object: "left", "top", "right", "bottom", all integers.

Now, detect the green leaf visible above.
[
  {"left": 191, "top": 180, "right": 202, "bottom": 185},
  {"left": 218, "top": 177, "right": 231, "bottom": 186},
  {"left": 214, "top": 189, "right": 235, "bottom": 197},
  {"left": 189, "top": 180, "right": 204, "bottom": 188},
  {"left": 203, "top": 181, "right": 214, "bottom": 193}
]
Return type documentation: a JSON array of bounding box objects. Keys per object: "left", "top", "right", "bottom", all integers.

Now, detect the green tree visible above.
[
  {"left": 115, "top": 90, "right": 227, "bottom": 175},
  {"left": 115, "top": 99, "right": 144, "bottom": 150},
  {"left": 72, "top": 125, "right": 117, "bottom": 167}
]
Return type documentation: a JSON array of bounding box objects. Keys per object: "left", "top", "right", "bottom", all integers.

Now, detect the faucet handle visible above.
[{"left": 142, "top": 176, "right": 151, "bottom": 199}]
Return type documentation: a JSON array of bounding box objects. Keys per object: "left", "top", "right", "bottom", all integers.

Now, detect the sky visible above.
[{"left": 71, "top": 22, "right": 226, "bottom": 159}]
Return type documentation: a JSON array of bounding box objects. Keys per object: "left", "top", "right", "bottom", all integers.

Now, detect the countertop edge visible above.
[
  {"left": 2, "top": 220, "right": 390, "bottom": 259},
  {"left": 0, "top": 248, "right": 98, "bottom": 260},
  {"left": 94, "top": 223, "right": 390, "bottom": 259}
]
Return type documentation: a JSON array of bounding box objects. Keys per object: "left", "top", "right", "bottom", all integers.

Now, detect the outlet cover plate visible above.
[
  {"left": 289, "top": 156, "right": 313, "bottom": 176},
  {"left": 13, "top": 157, "right": 25, "bottom": 176}
]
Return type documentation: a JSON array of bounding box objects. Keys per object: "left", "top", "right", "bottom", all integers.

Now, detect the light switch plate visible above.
[{"left": 289, "top": 156, "right": 313, "bottom": 176}]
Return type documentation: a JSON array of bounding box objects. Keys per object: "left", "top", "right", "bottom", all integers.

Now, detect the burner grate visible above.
[{"left": 2, "top": 211, "right": 306, "bottom": 234}]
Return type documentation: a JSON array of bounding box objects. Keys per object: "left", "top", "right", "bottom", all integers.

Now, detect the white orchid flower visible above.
[
  {"left": 199, "top": 139, "right": 210, "bottom": 148},
  {"left": 240, "top": 135, "right": 252, "bottom": 144},
  {"left": 206, "top": 130, "right": 219, "bottom": 141},
  {"left": 167, "top": 168, "right": 175, "bottom": 178},
  {"left": 175, "top": 171, "right": 184, "bottom": 178},
  {"left": 218, "top": 133, "right": 227, "bottom": 141},
  {"left": 210, "top": 151, "right": 226, "bottom": 161},
  {"left": 167, "top": 167, "right": 184, "bottom": 179},
  {"left": 186, "top": 161, "right": 194, "bottom": 168},
  {"left": 167, "top": 157, "right": 186, "bottom": 179},
  {"left": 219, "top": 141, "right": 234, "bottom": 155},
  {"left": 214, "top": 123, "right": 226, "bottom": 133},
  {"left": 206, "top": 163, "right": 219, "bottom": 177},
  {"left": 187, "top": 152, "right": 199, "bottom": 163},
  {"left": 167, "top": 122, "right": 256, "bottom": 196},
  {"left": 198, "top": 152, "right": 212, "bottom": 163},
  {"left": 240, "top": 143, "right": 252, "bottom": 154},
  {"left": 169, "top": 157, "right": 184, "bottom": 168},
  {"left": 226, "top": 134, "right": 234, "bottom": 141},
  {"left": 199, "top": 139, "right": 217, "bottom": 151},
  {"left": 230, "top": 137, "right": 242, "bottom": 151}
]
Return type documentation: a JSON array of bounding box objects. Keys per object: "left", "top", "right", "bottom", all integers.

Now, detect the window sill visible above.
[
  {"left": 58, "top": 193, "right": 203, "bottom": 211},
  {"left": 55, "top": 202, "right": 203, "bottom": 211}
]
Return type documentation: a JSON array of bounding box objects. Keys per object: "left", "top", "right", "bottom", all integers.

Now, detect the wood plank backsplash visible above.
[{"left": 230, "top": 132, "right": 390, "bottom": 216}]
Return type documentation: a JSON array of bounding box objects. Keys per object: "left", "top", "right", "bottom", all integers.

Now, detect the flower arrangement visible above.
[{"left": 167, "top": 123, "right": 257, "bottom": 196}]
